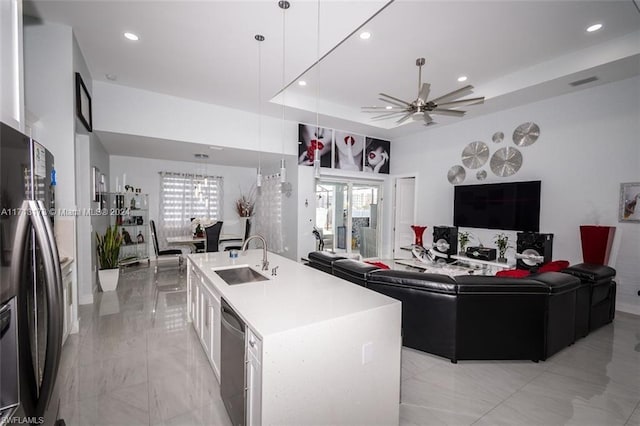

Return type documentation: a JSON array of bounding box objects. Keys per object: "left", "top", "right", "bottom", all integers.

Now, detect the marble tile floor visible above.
[{"left": 56, "top": 264, "right": 640, "bottom": 425}]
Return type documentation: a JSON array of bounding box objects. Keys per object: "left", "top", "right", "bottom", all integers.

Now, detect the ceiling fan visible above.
[{"left": 362, "top": 58, "right": 485, "bottom": 126}]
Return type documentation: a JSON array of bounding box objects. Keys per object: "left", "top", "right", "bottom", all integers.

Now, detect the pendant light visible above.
[
  {"left": 255, "top": 34, "right": 264, "bottom": 188},
  {"left": 278, "top": 0, "right": 289, "bottom": 184},
  {"left": 313, "top": 0, "right": 321, "bottom": 179}
]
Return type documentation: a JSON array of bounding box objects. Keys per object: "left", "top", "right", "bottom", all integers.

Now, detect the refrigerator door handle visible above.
[
  {"left": 12, "top": 200, "right": 63, "bottom": 417},
  {"left": 36, "top": 200, "right": 63, "bottom": 309}
]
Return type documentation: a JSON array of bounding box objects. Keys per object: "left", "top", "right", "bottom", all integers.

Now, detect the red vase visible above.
[{"left": 411, "top": 225, "right": 428, "bottom": 247}]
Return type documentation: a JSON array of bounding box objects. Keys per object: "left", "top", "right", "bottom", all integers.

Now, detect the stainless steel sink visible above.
[{"left": 215, "top": 266, "right": 269, "bottom": 286}]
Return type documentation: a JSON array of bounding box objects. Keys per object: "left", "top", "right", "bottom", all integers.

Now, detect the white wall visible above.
[
  {"left": 392, "top": 76, "right": 640, "bottom": 314},
  {"left": 110, "top": 155, "right": 258, "bottom": 257},
  {"left": 23, "top": 23, "right": 75, "bottom": 211},
  {"left": 94, "top": 81, "right": 297, "bottom": 156}
]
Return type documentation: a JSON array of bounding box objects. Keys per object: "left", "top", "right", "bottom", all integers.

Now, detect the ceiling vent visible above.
[
  {"left": 194, "top": 153, "right": 209, "bottom": 159},
  {"left": 569, "top": 76, "right": 598, "bottom": 87}
]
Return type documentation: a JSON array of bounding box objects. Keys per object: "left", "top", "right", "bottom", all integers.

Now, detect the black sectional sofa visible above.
[{"left": 306, "top": 253, "right": 617, "bottom": 363}]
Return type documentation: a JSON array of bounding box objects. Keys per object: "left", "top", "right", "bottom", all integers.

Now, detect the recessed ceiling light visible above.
[
  {"left": 359, "top": 31, "right": 371, "bottom": 40},
  {"left": 209, "top": 146, "right": 223, "bottom": 150},
  {"left": 457, "top": 76, "right": 468, "bottom": 82},
  {"left": 298, "top": 81, "right": 307, "bottom": 87},
  {"left": 105, "top": 73, "right": 117, "bottom": 81},
  {"left": 586, "top": 23, "right": 603, "bottom": 33},
  {"left": 123, "top": 32, "right": 139, "bottom": 41},
  {"left": 385, "top": 106, "right": 393, "bottom": 110}
]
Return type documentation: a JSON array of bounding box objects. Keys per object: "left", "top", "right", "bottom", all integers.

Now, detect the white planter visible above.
[{"left": 98, "top": 268, "right": 120, "bottom": 292}]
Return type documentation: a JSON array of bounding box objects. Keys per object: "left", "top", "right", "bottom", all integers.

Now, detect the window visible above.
[{"left": 158, "top": 172, "right": 223, "bottom": 244}]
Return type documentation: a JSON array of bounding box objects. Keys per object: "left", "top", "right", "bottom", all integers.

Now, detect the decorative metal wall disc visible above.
[
  {"left": 513, "top": 122, "right": 540, "bottom": 147},
  {"left": 447, "top": 165, "right": 466, "bottom": 184},
  {"left": 476, "top": 170, "right": 487, "bottom": 181},
  {"left": 490, "top": 147, "right": 523, "bottom": 177},
  {"left": 492, "top": 131, "right": 504, "bottom": 143},
  {"left": 461, "top": 141, "right": 489, "bottom": 169}
]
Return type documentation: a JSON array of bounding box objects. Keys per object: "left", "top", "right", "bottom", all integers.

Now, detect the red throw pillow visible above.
[
  {"left": 496, "top": 269, "right": 531, "bottom": 278},
  {"left": 364, "top": 261, "right": 390, "bottom": 270},
  {"left": 538, "top": 260, "right": 570, "bottom": 273}
]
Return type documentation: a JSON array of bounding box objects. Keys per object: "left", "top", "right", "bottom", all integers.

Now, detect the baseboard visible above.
[
  {"left": 79, "top": 293, "right": 94, "bottom": 305},
  {"left": 616, "top": 302, "right": 640, "bottom": 316}
]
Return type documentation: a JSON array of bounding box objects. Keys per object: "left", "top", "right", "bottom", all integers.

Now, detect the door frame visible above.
[
  {"left": 392, "top": 174, "right": 418, "bottom": 259},
  {"left": 315, "top": 177, "right": 383, "bottom": 258}
]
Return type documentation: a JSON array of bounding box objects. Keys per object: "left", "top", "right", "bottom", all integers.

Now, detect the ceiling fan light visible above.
[
  {"left": 586, "top": 23, "right": 603, "bottom": 32},
  {"left": 123, "top": 32, "right": 139, "bottom": 41}
]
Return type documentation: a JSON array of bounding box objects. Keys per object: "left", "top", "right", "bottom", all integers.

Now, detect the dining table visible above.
[{"left": 166, "top": 234, "right": 243, "bottom": 252}]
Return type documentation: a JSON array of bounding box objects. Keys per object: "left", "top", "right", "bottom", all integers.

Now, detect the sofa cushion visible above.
[
  {"left": 529, "top": 271, "right": 580, "bottom": 294},
  {"left": 368, "top": 270, "right": 457, "bottom": 295},
  {"left": 332, "top": 259, "right": 380, "bottom": 286},
  {"left": 308, "top": 251, "right": 346, "bottom": 267},
  {"left": 454, "top": 275, "right": 549, "bottom": 294},
  {"left": 562, "top": 263, "right": 616, "bottom": 282}
]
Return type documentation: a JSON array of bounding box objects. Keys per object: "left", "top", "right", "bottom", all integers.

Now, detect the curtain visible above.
[
  {"left": 158, "top": 172, "right": 223, "bottom": 248},
  {"left": 253, "top": 174, "right": 283, "bottom": 253}
]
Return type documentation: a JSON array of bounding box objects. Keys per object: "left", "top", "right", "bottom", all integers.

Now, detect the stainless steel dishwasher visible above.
[{"left": 220, "top": 298, "right": 246, "bottom": 426}]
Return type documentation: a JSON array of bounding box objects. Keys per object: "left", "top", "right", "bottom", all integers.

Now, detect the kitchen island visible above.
[{"left": 187, "top": 249, "right": 401, "bottom": 425}]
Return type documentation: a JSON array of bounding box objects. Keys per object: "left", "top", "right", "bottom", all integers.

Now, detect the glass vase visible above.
[{"left": 411, "top": 225, "right": 428, "bottom": 247}]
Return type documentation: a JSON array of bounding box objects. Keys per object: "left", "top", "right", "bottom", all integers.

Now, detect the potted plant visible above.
[
  {"left": 493, "top": 232, "right": 512, "bottom": 262},
  {"left": 96, "top": 224, "right": 122, "bottom": 291},
  {"left": 459, "top": 231, "right": 471, "bottom": 253}
]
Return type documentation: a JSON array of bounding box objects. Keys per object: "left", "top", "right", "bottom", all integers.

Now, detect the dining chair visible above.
[
  {"left": 150, "top": 219, "right": 184, "bottom": 270},
  {"left": 190, "top": 217, "right": 205, "bottom": 253},
  {"left": 205, "top": 221, "right": 224, "bottom": 252},
  {"left": 224, "top": 218, "right": 251, "bottom": 251}
]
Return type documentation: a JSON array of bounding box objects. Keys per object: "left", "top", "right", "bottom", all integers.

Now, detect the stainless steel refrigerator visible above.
[{"left": 0, "top": 122, "right": 64, "bottom": 426}]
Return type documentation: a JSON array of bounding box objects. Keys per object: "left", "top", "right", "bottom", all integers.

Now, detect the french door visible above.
[{"left": 315, "top": 179, "right": 382, "bottom": 258}]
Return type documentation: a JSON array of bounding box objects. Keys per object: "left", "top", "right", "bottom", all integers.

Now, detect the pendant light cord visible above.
[
  {"left": 315, "top": 0, "right": 320, "bottom": 141},
  {"left": 258, "top": 36, "right": 262, "bottom": 173},
  {"left": 281, "top": 2, "right": 286, "bottom": 164}
]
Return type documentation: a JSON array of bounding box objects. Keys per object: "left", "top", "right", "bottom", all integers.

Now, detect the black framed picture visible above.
[
  {"left": 364, "top": 137, "right": 391, "bottom": 174},
  {"left": 334, "top": 131, "right": 364, "bottom": 172},
  {"left": 298, "top": 123, "right": 333, "bottom": 168},
  {"left": 75, "top": 72, "right": 92, "bottom": 132}
]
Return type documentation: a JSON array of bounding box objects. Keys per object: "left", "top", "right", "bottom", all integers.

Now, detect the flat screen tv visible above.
[{"left": 453, "top": 180, "right": 541, "bottom": 232}]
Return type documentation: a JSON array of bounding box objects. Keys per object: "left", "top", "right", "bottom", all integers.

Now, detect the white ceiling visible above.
[{"left": 24, "top": 0, "right": 640, "bottom": 164}]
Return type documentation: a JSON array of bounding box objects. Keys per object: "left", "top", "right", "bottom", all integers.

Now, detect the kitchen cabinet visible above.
[
  {"left": 187, "top": 262, "right": 221, "bottom": 379},
  {"left": 246, "top": 327, "right": 262, "bottom": 426},
  {"left": 187, "top": 252, "right": 402, "bottom": 425},
  {"left": 0, "top": 0, "right": 25, "bottom": 131}
]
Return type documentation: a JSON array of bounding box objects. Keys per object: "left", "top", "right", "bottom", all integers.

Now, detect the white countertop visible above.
[{"left": 188, "top": 250, "right": 400, "bottom": 339}]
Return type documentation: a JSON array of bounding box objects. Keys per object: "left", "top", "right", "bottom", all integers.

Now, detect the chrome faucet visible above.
[{"left": 242, "top": 234, "right": 269, "bottom": 271}]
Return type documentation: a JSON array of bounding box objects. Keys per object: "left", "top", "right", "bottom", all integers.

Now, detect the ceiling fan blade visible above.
[
  {"left": 361, "top": 106, "right": 405, "bottom": 110},
  {"left": 430, "top": 85, "right": 475, "bottom": 104},
  {"left": 436, "top": 97, "right": 485, "bottom": 108},
  {"left": 396, "top": 112, "right": 414, "bottom": 124},
  {"left": 417, "top": 83, "right": 431, "bottom": 103},
  {"left": 379, "top": 93, "right": 412, "bottom": 106},
  {"left": 370, "top": 111, "right": 406, "bottom": 120},
  {"left": 431, "top": 108, "right": 466, "bottom": 117},
  {"left": 378, "top": 97, "right": 408, "bottom": 108}
]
